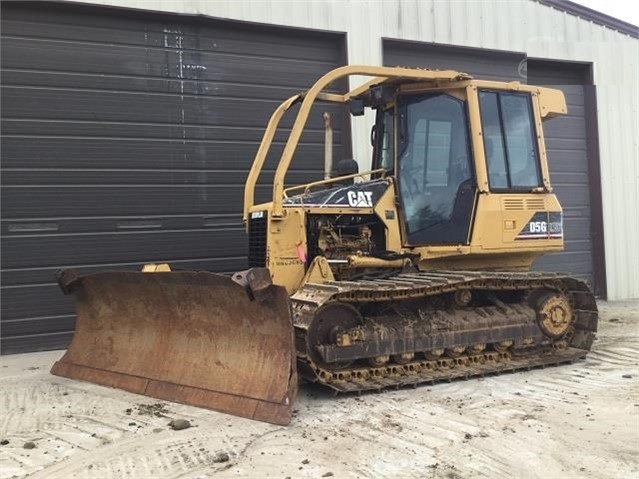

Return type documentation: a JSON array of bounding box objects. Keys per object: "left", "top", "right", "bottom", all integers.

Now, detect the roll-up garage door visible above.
[
  {"left": 1, "top": 1, "right": 348, "bottom": 353},
  {"left": 383, "top": 40, "right": 597, "bottom": 290},
  {"left": 527, "top": 61, "right": 601, "bottom": 294}
]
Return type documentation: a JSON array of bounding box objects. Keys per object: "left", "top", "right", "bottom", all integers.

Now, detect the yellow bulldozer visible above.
[{"left": 51, "top": 66, "right": 598, "bottom": 426}]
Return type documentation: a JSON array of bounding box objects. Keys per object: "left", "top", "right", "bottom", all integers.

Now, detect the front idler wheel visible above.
[{"left": 307, "top": 302, "right": 362, "bottom": 370}]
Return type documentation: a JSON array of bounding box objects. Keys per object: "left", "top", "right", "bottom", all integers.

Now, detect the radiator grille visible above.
[
  {"left": 526, "top": 198, "right": 546, "bottom": 210},
  {"left": 503, "top": 198, "right": 525, "bottom": 210},
  {"left": 248, "top": 214, "right": 267, "bottom": 267},
  {"left": 502, "top": 198, "right": 546, "bottom": 210}
]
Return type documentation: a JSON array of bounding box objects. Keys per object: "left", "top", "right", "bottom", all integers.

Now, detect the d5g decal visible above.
[{"left": 515, "top": 212, "right": 563, "bottom": 240}]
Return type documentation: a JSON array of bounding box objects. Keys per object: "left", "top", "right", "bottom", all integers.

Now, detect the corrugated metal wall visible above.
[
  {"left": 0, "top": 2, "right": 348, "bottom": 353},
  {"left": 24, "top": 0, "right": 639, "bottom": 299}
]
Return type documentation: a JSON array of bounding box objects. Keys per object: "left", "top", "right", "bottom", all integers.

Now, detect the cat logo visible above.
[{"left": 347, "top": 191, "right": 374, "bottom": 207}]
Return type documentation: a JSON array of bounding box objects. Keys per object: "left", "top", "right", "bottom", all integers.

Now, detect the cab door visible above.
[{"left": 395, "top": 91, "right": 476, "bottom": 246}]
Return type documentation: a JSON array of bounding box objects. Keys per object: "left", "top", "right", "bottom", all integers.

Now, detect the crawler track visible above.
[{"left": 292, "top": 270, "right": 598, "bottom": 392}]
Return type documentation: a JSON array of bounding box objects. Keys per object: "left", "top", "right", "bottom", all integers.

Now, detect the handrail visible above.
[
  {"left": 283, "top": 168, "right": 387, "bottom": 197},
  {"left": 242, "top": 94, "right": 301, "bottom": 224},
  {"left": 270, "top": 65, "right": 469, "bottom": 218}
]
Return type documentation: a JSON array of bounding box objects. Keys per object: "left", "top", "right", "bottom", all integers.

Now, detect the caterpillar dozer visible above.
[{"left": 51, "top": 66, "right": 598, "bottom": 426}]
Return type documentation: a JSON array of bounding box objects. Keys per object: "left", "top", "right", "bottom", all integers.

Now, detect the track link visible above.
[{"left": 292, "top": 270, "right": 598, "bottom": 393}]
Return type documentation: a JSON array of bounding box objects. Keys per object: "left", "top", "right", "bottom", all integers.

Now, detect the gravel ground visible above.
[{"left": 1, "top": 300, "right": 637, "bottom": 479}]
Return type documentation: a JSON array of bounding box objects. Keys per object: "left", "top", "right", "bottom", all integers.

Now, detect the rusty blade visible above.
[{"left": 51, "top": 270, "right": 297, "bottom": 425}]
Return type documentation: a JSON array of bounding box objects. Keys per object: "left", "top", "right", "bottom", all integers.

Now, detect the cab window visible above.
[
  {"left": 376, "top": 107, "right": 395, "bottom": 172},
  {"left": 479, "top": 91, "right": 541, "bottom": 190}
]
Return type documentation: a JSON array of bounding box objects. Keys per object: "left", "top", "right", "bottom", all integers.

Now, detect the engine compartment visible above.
[{"left": 305, "top": 213, "right": 414, "bottom": 280}]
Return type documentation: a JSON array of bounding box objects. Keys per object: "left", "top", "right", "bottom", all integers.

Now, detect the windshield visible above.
[{"left": 397, "top": 93, "right": 472, "bottom": 238}]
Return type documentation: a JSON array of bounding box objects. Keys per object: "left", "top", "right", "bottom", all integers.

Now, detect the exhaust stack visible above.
[{"left": 323, "top": 111, "right": 333, "bottom": 180}]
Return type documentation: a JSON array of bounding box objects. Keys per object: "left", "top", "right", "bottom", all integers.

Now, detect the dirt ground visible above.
[{"left": 1, "top": 301, "right": 637, "bottom": 479}]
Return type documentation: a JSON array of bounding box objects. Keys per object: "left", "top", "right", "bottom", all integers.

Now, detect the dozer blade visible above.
[{"left": 51, "top": 268, "right": 297, "bottom": 425}]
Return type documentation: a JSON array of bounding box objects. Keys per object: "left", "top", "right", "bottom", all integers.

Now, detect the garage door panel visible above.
[
  {"left": 544, "top": 151, "right": 588, "bottom": 172},
  {"left": 1, "top": 167, "right": 325, "bottom": 188},
  {"left": 1, "top": 87, "right": 316, "bottom": 128},
  {"left": 1, "top": 37, "right": 171, "bottom": 77},
  {"left": 534, "top": 251, "right": 593, "bottom": 275},
  {"left": 562, "top": 104, "right": 585, "bottom": 117},
  {"left": 384, "top": 40, "right": 524, "bottom": 80},
  {"left": 553, "top": 186, "right": 591, "bottom": 209},
  {"left": 561, "top": 86, "right": 586, "bottom": 101},
  {"left": 563, "top": 208, "right": 592, "bottom": 223},
  {"left": 0, "top": 135, "right": 274, "bottom": 167},
  {"left": 2, "top": 229, "right": 248, "bottom": 269},
  {"left": 2, "top": 184, "right": 273, "bottom": 217},
  {"left": 2, "top": 7, "right": 155, "bottom": 45},
  {"left": 2, "top": 39, "right": 340, "bottom": 93},
  {"left": 543, "top": 117, "right": 586, "bottom": 140},
  {"left": 168, "top": 53, "right": 340, "bottom": 89},
  {"left": 560, "top": 238, "right": 593, "bottom": 253},
  {"left": 536, "top": 89, "right": 594, "bottom": 283},
  {"left": 1, "top": 137, "right": 265, "bottom": 168},
  {"left": 1, "top": 311, "right": 76, "bottom": 338},
  {"left": 562, "top": 216, "right": 591, "bottom": 239},
  {"left": 552, "top": 182, "right": 591, "bottom": 201},
  {"left": 2, "top": 139, "right": 336, "bottom": 191},
  {"left": 2, "top": 215, "right": 244, "bottom": 237},
  {"left": 2, "top": 256, "right": 248, "bottom": 288},
  {"left": 1, "top": 70, "right": 310, "bottom": 102},
  {"left": 1, "top": 124, "right": 340, "bottom": 149},
  {"left": 2, "top": 88, "right": 344, "bottom": 136},
  {"left": 563, "top": 205, "right": 591, "bottom": 216},
  {"left": 550, "top": 171, "right": 589, "bottom": 186},
  {"left": 0, "top": 135, "right": 332, "bottom": 171},
  {"left": 1, "top": 87, "right": 210, "bottom": 124},
  {"left": 1, "top": 331, "right": 73, "bottom": 355},
  {"left": 3, "top": 8, "right": 340, "bottom": 65},
  {"left": 2, "top": 285, "right": 74, "bottom": 322},
  {"left": 564, "top": 99, "right": 585, "bottom": 111},
  {"left": 529, "top": 62, "right": 594, "bottom": 291},
  {"left": 544, "top": 138, "right": 588, "bottom": 152},
  {"left": 155, "top": 25, "right": 340, "bottom": 62}
]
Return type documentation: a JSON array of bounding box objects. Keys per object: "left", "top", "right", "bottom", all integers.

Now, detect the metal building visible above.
[{"left": 1, "top": 0, "right": 638, "bottom": 353}]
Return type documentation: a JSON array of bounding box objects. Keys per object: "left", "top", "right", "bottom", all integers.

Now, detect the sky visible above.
[{"left": 571, "top": 0, "right": 639, "bottom": 27}]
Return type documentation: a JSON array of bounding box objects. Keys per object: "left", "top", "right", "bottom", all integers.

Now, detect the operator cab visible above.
[{"left": 372, "top": 86, "right": 544, "bottom": 248}]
